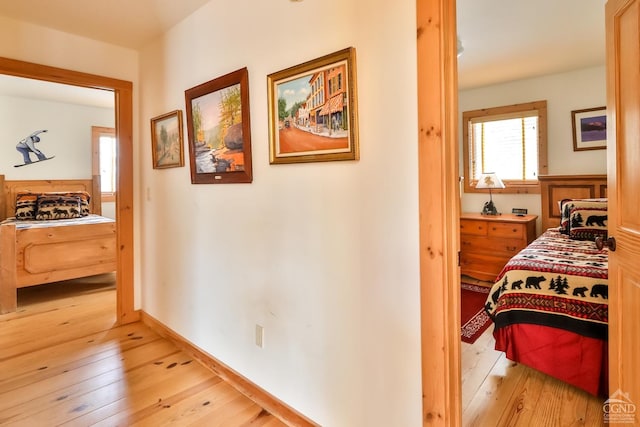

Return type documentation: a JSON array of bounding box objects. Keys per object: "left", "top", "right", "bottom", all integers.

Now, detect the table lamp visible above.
[{"left": 475, "top": 172, "right": 505, "bottom": 215}]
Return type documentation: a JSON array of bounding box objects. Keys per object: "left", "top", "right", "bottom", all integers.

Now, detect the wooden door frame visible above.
[
  {"left": 417, "top": 0, "right": 462, "bottom": 425},
  {"left": 0, "top": 57, "right": 136, "bottom": 325}
]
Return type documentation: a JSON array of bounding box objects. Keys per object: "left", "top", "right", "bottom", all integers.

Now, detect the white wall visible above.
[
  {"left": 0, "top": 15, "right": 138, "bottom": 82},
  {"left": 0, "top": 94, "right": 114, "bottom": 180},
  {"left": 459, "top": 66, "right": 607, "bottom": 233},
  {"left": 138, "top": 0, "right": 421, "bottom": 425}
]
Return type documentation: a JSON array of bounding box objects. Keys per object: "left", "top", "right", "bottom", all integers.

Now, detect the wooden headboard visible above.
[
  {"left": 0, "top": 174, "right": 102, "bottom": 221},
  {"left": 539, "top": 174, "right": 608, "bottom": 231}
]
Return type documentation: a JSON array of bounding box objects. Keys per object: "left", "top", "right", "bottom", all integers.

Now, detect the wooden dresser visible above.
[{"left": 460, "top": 213, "right": 538, "bottom": 282}]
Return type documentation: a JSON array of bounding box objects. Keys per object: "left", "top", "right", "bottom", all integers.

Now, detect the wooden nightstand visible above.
[{"left": 460, "top": 213, "right": 537, "bottom": 282}]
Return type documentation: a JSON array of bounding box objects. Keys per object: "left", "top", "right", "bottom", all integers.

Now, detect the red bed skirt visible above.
[{"left": 494, "top": 323, "right": 608, "bottom": 397}]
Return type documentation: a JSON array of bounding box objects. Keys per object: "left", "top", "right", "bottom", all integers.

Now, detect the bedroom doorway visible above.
[{"left": 0, "top": 56, "right": 135, "bottom": 324}]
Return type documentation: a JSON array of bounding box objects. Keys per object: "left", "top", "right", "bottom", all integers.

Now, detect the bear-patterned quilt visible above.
[
  {"left": 484, "top": 228, "right": 609, "bottom": 396},
  {"left": 485, "top": 228, "right": 608, "bottom": 337}
]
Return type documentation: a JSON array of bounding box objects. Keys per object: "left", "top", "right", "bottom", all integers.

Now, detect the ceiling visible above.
[
  {"left": 0, "top": 0, "right": 607, "bottom": 103},
  {"left": 0, "top": 0, "right": 211, "bottom": 50},
  {"left": 457, "top": 0, "right": 606, "bottom": 89}
]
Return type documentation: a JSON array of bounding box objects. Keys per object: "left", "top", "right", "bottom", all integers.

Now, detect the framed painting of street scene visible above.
[
  {"left": 150, "top": 110, "right": 184, "bottom": 169},
  {"left": 267, "top": 47, "right": 359, "bottom": 164},
  {"left": 185, "top": 67, "right": 253, "bottom": 183}
]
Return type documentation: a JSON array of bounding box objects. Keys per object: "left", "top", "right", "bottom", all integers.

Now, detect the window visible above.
[
  {"left": 91, "top": 126, "right": 116, "bottom": 202},
  {"left": 463, "top": 100, "right": 548, "bottom": 194}
]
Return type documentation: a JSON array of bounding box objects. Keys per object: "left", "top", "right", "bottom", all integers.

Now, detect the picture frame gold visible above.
[
  {"left": 185, "top": 67, "right": 253, "bottom": 184},
  {"left": 267, "top": 47, "right": 359, "bottom": 164},
  {"left": 150, "top": 110, "right": 184, "bottom": 169},
  {"left": 571, "top": 106, "right": 607, "bottom": 151}
]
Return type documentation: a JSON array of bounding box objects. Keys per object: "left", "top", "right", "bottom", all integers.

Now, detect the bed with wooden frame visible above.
[
  {"left": 485, "top": 174, "right": 609, "bottom": 396},
  {"left": 0, "top": 174, "right": 116, "bottom": 314}
]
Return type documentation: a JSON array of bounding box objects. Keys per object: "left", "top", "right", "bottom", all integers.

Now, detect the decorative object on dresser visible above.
[
  {"left": 460, "top": 213, "right": 537, "bottom": 282},
  {"left": 475, "top": 172, "right": 505, "bottom": 215}
]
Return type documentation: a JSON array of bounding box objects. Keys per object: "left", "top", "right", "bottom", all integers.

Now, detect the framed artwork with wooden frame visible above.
[
  {"left": 267, "top": 47, "right": 359, "bottom": 164},
  {"left": 150, "top": 110, "right": 184, "bottom": 169},
  {"left": 184, "top": 67, "right": 253, "bottom": 184},
  {"left": 571, "top": 106, "right": 607, "bottom": 151}
]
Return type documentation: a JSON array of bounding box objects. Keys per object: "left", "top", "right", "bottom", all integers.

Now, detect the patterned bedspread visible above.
[
  {"left": 0, "top": 214, "right": 115, "bottom": 229},
  {"left": 485, "top": 228, "right": 608, "bottom": 340}
]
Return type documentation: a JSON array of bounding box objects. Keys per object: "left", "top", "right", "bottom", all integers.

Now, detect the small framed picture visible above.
[
  {"left": 267, "top": 47, "right": 359, "bottom": 164},
  {"left": 150, "top": 110, "right": 184, "bottom": 169},
  {"left": 185, "top": 67, "right": 253, "bottom": 184},
  {"left": 571, "top": 107, "right": 607, "bottom": 151}
]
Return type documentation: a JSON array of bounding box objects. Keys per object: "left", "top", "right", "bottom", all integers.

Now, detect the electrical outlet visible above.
[{"left": 255, "top": 324, "right": 264, "bottom": 348}]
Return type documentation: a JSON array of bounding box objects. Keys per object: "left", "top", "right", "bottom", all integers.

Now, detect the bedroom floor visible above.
[{"left": 461, "top": 276, "right": 606, "bottom": 427}]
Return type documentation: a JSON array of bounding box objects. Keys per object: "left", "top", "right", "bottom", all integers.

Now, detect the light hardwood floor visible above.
[
  {"left": 461, "top": 277, "right": 606, "bottom": 427},
  {"left": 0, "top": 274, "right": 287, "bottom": 426},
  {"left": 1, "top": 274, "right": 609, "bottom": 426}
]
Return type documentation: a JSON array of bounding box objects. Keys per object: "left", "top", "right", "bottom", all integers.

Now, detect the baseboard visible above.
[{"left": 140, "top": 311, "right": 319, "bottom": 427}]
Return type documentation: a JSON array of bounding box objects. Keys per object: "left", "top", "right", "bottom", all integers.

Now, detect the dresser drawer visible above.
[
  {"left": 459, "top": 219, "right": 487, "bottom": 236},
  {"left": 461, "top": 235, "right": 524, "bottom": 256},
  {"left": 487, "top": 222, "right": 526, "bottom": 239},
  {"left": 460, "top": 213, "right": 538, "bottom": 282}
]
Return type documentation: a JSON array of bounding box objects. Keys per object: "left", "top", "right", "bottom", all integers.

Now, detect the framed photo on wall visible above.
[
  {"left": 184, "top": 67, "right": 253, "bottom": 184},
  {"left": 267, "top": 47, "right": 359, "bottom": 164},
  {"left": 571, "top": 106, "right": 607, "bottom": 151},
  {"left": 150, "top": 110, "right": 184, "bottom": 169}
]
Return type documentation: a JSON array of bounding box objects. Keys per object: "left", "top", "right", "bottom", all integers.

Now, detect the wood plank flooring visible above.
[
  {"left": 0, "top": 273, "right": 610, "bottom": 426},
  {"left": 0, "top": 274, "right": 287, "bottom": 426},
  {"left": 461, "top": 276, "right": 606, "bottom": 427}
]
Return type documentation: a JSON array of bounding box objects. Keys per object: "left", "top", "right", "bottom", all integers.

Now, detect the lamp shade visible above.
[{"left": 475, "top": 172, "right": 505, "bottom": 189}]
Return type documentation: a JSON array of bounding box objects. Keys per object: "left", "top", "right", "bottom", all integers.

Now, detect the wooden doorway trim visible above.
[
  {"left": 0, "top": 56, "right": 136, "bottom": 325},
  {"left": 417, "top": 0, "right": 462, "bottom": 425}
]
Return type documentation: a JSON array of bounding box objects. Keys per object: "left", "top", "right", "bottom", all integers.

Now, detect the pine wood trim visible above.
[
  {"left": 140, "top": 311, "right": 320, "bottom": 427},
  {"left": 0, "top": 56, "right": 137, "bottom": 325},
  {"left": 0, "top": 222, "right": 17, "bottom": 313},
  {"left": 417, "top": 0, "right": 462, "bottom": 425}
]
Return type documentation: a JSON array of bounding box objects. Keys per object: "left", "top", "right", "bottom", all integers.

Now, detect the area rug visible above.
[{"left": 461, "top": 282, "right": 492, "bottom": 344}]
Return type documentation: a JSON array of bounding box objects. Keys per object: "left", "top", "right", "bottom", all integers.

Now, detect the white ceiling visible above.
[
  {"left": 0, "top": 0, "right": 211, "bottom": 50},
  {"left": 457, "top": 0, "right": 606, "bottom": 89},
  {"left": 0, "top": 0, "right": 607, "bottom": 103}
]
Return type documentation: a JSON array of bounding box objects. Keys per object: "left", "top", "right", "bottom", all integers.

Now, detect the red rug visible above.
[{"left": 461, "top": 282, "right": 492, "bottom": 344}]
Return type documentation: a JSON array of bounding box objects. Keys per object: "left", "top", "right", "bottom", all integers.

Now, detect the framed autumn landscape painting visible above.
[
  {"left": 267, "top": 47, "right": 359, "bottom": 164},
  {"left": 185, "top": 67, "right": 253, "bottom": 183}
]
